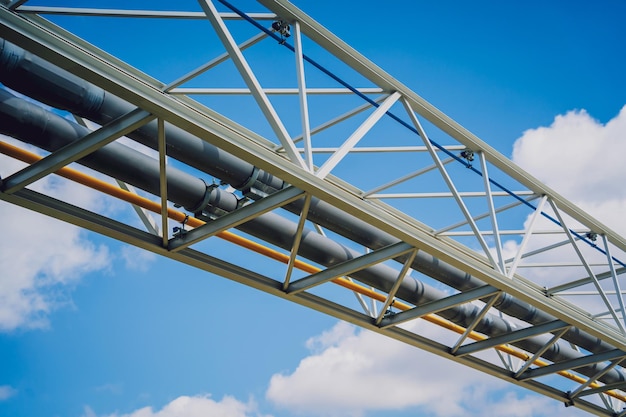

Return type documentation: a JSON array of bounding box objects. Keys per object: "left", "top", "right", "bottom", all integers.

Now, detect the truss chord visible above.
[
  {"left": 15, "top": 6, "right": 277, "bottom": 20},
  {"left": 380, "top": 285, "right": 500, "bottom": 329},
  {"left": 549, "top": 199, "right": 626, "bottom": 334},
  {"left": 8, "top": 0, "right": 27, "bottom": 10},
  {"left": 286, "top": 241, "right": 414, "bottom": 294},
  {"left": 455, "top": 320, "right": 570, "bottom": 358},
  {"left": 199, "top": 0, "right": 307, "bottom": 169},
  {"left": 168, "top": 186, "right": 305, "bottom": 252},
  {"left": 517, "top": 349, "right": 626, "bottom": 381}
]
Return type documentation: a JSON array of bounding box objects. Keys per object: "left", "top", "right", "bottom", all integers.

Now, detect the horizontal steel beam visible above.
[
  {"left": 518, "top": 349, "right": 626, "bottom": 381},
  {"left": 286, "top": 241, "right": 414, "bottom": 294},
  {"left": 455, "top": 320, "right": 570, "bottom": 357},
  {"left": 379, "top": 285, "right": 499, "bottom": 329},
  {"left": 168, "top": 186, "right": 305, "bottom": 252}
]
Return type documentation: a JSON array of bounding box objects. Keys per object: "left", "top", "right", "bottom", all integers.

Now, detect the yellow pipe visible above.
[{"left": 0, "top": 141, "right": 623, "bottom": 402}]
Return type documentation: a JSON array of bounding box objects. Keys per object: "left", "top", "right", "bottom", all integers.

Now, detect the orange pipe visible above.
[{"left": 0, "top": 141, "right": 622, "bottom": 402}]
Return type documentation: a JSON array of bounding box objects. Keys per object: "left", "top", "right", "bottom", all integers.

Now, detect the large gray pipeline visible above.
[{"left": 1, "top": 89, "right": 624, "bottom": 387}]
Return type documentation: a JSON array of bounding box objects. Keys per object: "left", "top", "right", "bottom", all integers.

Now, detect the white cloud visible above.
[
  {"left": 266, "top": 321, "right": 586, "bottom": 417},
  {"left": 512, "top": 106, "right": 626, "bottom": 235},
  {"left": 507, "top": 106, "right": 626, "bottom": 309},
  {"left": 0, "top": 137, "right": 111, "bottom": 331},
  {"left": 83, "top": 395, "right": 269, "bottom": 417},
  {"left": 0, "top": 385, "right": 17, "bottom": 401}
]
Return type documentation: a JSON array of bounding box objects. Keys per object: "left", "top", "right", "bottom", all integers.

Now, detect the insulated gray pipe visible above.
[
  {"left": 1, "top": 91, "right": 624, "bottom": 386},
  {"left": 0, "top": 40, "right": 619, "bottom": 360}
]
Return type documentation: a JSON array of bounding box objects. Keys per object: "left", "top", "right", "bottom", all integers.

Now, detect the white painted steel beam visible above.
[
  {"left": 455, "top": 320, "right": 570, "bottom": 357},
  {"left": 168, "top": 186, "right": 305, "bottom": 252},
  {"left": 286, "top": 241, "right": 414, "bottom": 294},
  {"left": 379, "top": 285, "right": 500, "bottom": 329}
]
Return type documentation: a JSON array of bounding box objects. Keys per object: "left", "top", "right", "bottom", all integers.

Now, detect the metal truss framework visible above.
[{"left": 1, "top": 1, "right": 626, "bottom": 415}]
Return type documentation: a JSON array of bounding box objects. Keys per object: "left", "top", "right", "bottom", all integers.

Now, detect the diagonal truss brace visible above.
[
  {"left": 569, "top": 358, "right": 626, "bottom": 399},
  {"left": 374, "top": 249, "right": 418, "bottom": 325},
  {"left": 402, "top": 98, "right": 499, "bottom": 270},
  {"left": 316, "top": 91, "right": 401, "bottom": 179},
  {"left": 286, "top": 241, "right": 414, "bottom": 294},
  {"left": 168, "top": 186, "right": 305, "bottom": 252},
  {"left": 198, "top": 0, "right": 307, "bottom": 169},
  {"left": 1, "top": 108, "right": 154, "bottom": 194}
]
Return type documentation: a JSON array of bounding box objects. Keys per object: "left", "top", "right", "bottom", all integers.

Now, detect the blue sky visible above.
[{"left": 1, "top": 1, "right": 625, "bottom": 417}]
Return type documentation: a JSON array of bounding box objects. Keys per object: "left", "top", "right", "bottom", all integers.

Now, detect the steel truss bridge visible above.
[{"left": 1, "top": 1, "right": 626, "bottom": 415}]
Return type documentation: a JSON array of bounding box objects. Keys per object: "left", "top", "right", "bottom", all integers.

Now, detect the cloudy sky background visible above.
[{"left": 1, "top": 1, "right": 625, "bottom": 417}]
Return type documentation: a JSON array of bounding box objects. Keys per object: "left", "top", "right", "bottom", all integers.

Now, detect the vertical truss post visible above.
[
  {"left": 401, "top": 98, "right": 498, "bottom": 270},
  {"left": 316, "top": 91, "right": 401, "bottom": 179},
  {"left": 198, "top": 0, "right": 307, "bottom": 169},
  {"left": 292, "top": 20, "right": 313, "bottom": 171},
  {"left": 157, "top": 118, "right": 168, "bottom": 247},
  {"left": 507, "top": 195, "right": 548, "bottom": 278},
  {"left": 283, "top": 194, "right": 312, "bottom": 290},
  {"left": 479, "top": 151, "right": 505, "bottom": 273},
  {"left": 549, "top": 199, "right": 626, "bottom": 334},
  {"left": 602, "top": 234, "right": 626, "bottom": 330}
]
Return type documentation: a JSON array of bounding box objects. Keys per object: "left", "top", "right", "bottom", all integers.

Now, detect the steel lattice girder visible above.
[{"left": 1, "top": 2, "right": 626, "bottom": 415}]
